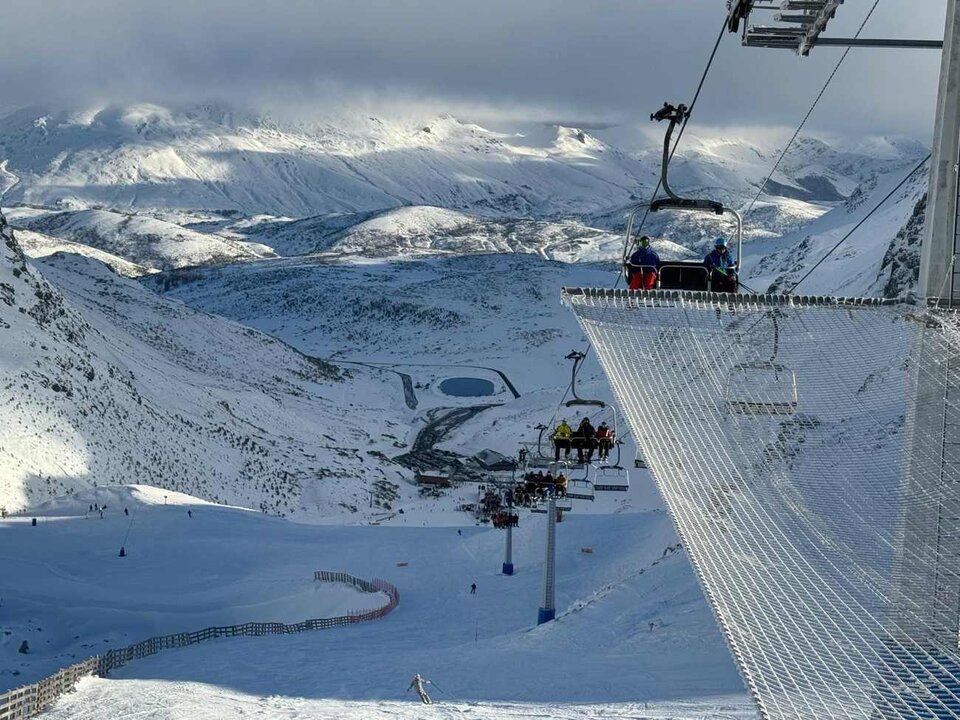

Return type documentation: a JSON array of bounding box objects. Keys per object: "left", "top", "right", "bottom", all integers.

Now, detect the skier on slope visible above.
[{"left": 408, "top": 673, "right": 433, "bottom": 704}]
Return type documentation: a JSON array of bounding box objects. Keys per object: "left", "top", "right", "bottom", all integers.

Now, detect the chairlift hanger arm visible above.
[
  {"left": 650, "top": 102, "right": 725, "bottom": 215},
  {"left": 564, "top": 350, "right": 606, "bottom": 408}
]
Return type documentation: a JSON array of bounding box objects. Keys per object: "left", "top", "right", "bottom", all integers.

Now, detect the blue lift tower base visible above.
[
  {"left": 537, "top": 607, "right": 556, "bottom": 624},
  {"left": 537, "top": 497, "right": 557, "bottom": 626}
]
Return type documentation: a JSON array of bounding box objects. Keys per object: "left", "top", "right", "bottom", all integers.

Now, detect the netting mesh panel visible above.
[{"left": 563, "top": 289, "right": 960, "bottom": 720}]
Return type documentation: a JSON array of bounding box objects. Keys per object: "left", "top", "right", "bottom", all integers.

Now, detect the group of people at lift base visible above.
[
  {"left": 479, "top": 487, "right": 520, "bottom": 527},
  {"left": 477, "top": 478, "right": 559, "bottom": 525},
  {"left": 627, "top": 235, "right": 738, "bottom": 293},
  {"left": 551, "top": 418, "right": 614, "bottom": 463},
  {"left": 520, "top": 470, "right": 567, "bottom": 500}
]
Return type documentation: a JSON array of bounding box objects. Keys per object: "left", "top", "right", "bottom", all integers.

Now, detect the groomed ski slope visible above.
[{"left": 1, "top": 483, "right": 755, "bottom": 719}]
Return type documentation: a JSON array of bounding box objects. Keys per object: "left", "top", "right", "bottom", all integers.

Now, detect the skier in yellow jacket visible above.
[{"left": 552, "top": 420, "right": 573, "bottom": 461}]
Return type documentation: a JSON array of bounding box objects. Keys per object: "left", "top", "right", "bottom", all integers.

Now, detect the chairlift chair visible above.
[
  {"left": 593, "top": 428, "right": 630, "bottom": 492},
  {"left": 525, "top": 456, "right": 552, "bottom": 474},
  {"left": 593, "top": 464, "right": 630, "bottom": 492},
  {"left": 565, "top": 479, "right": 596, "bottom": 501},
  {"left": 559, "top": 459, "right": 594, "bottom": 500},
  {"left": 725, "top": 361, "right": 798, "bottom": 416},
  {"left": 531, "top": 497, "right": 573, "bottom": 513},
  {"left": 623, "top": 102, "right": 744, "bottom": 294}
]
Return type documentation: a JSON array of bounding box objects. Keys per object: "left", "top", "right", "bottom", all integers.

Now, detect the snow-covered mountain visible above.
[
  {"left": 0, "top": 104, "right": 927, "bottom": 233},
  {"left": 240, "top": 206, "right": 646, "bottom": 262},
  {"left": 744, "top": 158, "right": 930, "bottom": 297},
  {"left": 0, "top": 102, "right": 937, "bottom": 516},
  {"left": 0, "top": 212, "right": 410, "bottom": 515},
  {"left": 0, "top": 104, "right": 650, "bottom": 218}
]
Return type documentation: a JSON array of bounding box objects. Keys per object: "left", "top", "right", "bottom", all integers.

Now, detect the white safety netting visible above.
[{"left": 563, "top": 288, "right": 960, "bottom": 720}]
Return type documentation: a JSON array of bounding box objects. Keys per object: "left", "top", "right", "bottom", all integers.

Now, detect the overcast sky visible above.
[{"left": 0, "top": 1, "right": 948, "bottom": 140}]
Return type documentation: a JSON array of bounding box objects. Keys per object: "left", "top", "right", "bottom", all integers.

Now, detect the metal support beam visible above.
[
  {"left": 894, "top": 2, "right": 960, "bottom": 711},
  {"left": 813, "top": 37, "right": 943, "bottom": 49},
  {"left": 920, "top": 0, "right": 960, "bottom": 301},
  {"left": 744, "top": 32, "right": 943, "bottom": 53}
]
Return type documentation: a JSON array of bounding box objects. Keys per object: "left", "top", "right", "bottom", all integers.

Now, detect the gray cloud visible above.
[{"left": 0, "top": 0, "right": 948, "bottom": 138}]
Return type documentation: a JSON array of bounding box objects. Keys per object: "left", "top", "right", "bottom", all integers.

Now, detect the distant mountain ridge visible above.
[{"left": 0, "top": 103, "right": 927, "bottom": 228}]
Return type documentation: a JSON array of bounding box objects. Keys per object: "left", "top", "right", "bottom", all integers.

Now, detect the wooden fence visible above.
[{"left": 0, "top": 571, "right": 399, "bottom": 720}]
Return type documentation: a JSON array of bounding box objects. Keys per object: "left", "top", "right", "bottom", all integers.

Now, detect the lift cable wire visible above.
[
  {"left": 788, "top": 152, "right": 931, "bottom": 293},
  {"left": 535, "top": 15, "right": 731, "bottom": 457},
  {"left": 743, "top": 0, "right": 882, "bottom": 220}
]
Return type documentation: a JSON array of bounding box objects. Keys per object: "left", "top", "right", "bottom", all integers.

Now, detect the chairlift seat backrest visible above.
[
  {"left": 651, "top": 198, "right": 724, "bottom": 215},
  {"left": 566, "top": 398, "right": 606, "bottom": 408},
  {"left": 658, "top": 262, "right": 711, "bottom": 292}
]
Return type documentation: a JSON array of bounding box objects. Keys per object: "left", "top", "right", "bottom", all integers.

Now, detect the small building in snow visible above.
[
  {"left": 416, "top": 470, "right": 452, "bottom": 488},
  {"left": 474, "top": 449, "right": 516, "bottom": 472}
]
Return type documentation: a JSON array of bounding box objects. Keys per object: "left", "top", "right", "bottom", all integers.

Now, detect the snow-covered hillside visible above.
[
  {"left": 0, "top": 213, "right": 410, "bottom": 515},
  {"left": 0, "top": 99, "right": 936, "bottom": 520},
  {"left": 150, "top": 253, "right": 614, "bottom": 390},
  {"left": 12, "top": 227, "right": 152, "bottom": 278},
  {"left": 8, "top": 207, "right": 273, "bottom": 271},
  {"left": 0, "top": 103, "right": 934, "bottom": 299},
  {"left": 1, "top": 484, "right": 752, "bottom": 717},
  {"left": 239, "top": 206, "right": 623, "bottom": 261},
  {"left": 743, "top": 158, "right": 930, "bottom": 297}
]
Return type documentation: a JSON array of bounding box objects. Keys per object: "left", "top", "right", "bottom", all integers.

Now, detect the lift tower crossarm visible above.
[{"left": 730, "top": 0, "right": 943, "bottom": 55}]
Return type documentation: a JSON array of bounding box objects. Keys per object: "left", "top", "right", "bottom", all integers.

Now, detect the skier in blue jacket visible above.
[
  {"left": 628, "top": 236, "right": 661, "bottom": 290},
  {"left": 704, "top": 237, "right": 738, "bottom": 292}
]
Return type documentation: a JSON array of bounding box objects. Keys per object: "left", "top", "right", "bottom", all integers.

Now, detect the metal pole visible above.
[
  {"left": 886, "top": 2, "right": 960, "bottom": 713},
  {"left": 920, "top": 0, "right": 960, "bottom": 301},
  {"left": 813, "top": 38, "right": 944, "bottom": 49},
  {"left": 503, "top": 489, "right": 514, "bottom": 575},
  {"left": 537, "top": 497, "right": 557, "bottom": 624}
]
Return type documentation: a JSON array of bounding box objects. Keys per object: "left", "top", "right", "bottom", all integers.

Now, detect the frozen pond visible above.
[{"left": 439, "top": 377, "right": 495, "bottom": 397}]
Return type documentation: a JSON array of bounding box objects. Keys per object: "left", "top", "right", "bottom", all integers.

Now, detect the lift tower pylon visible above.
[{"left": 921, "top": 0, "right": 960, "bottom": 302}]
